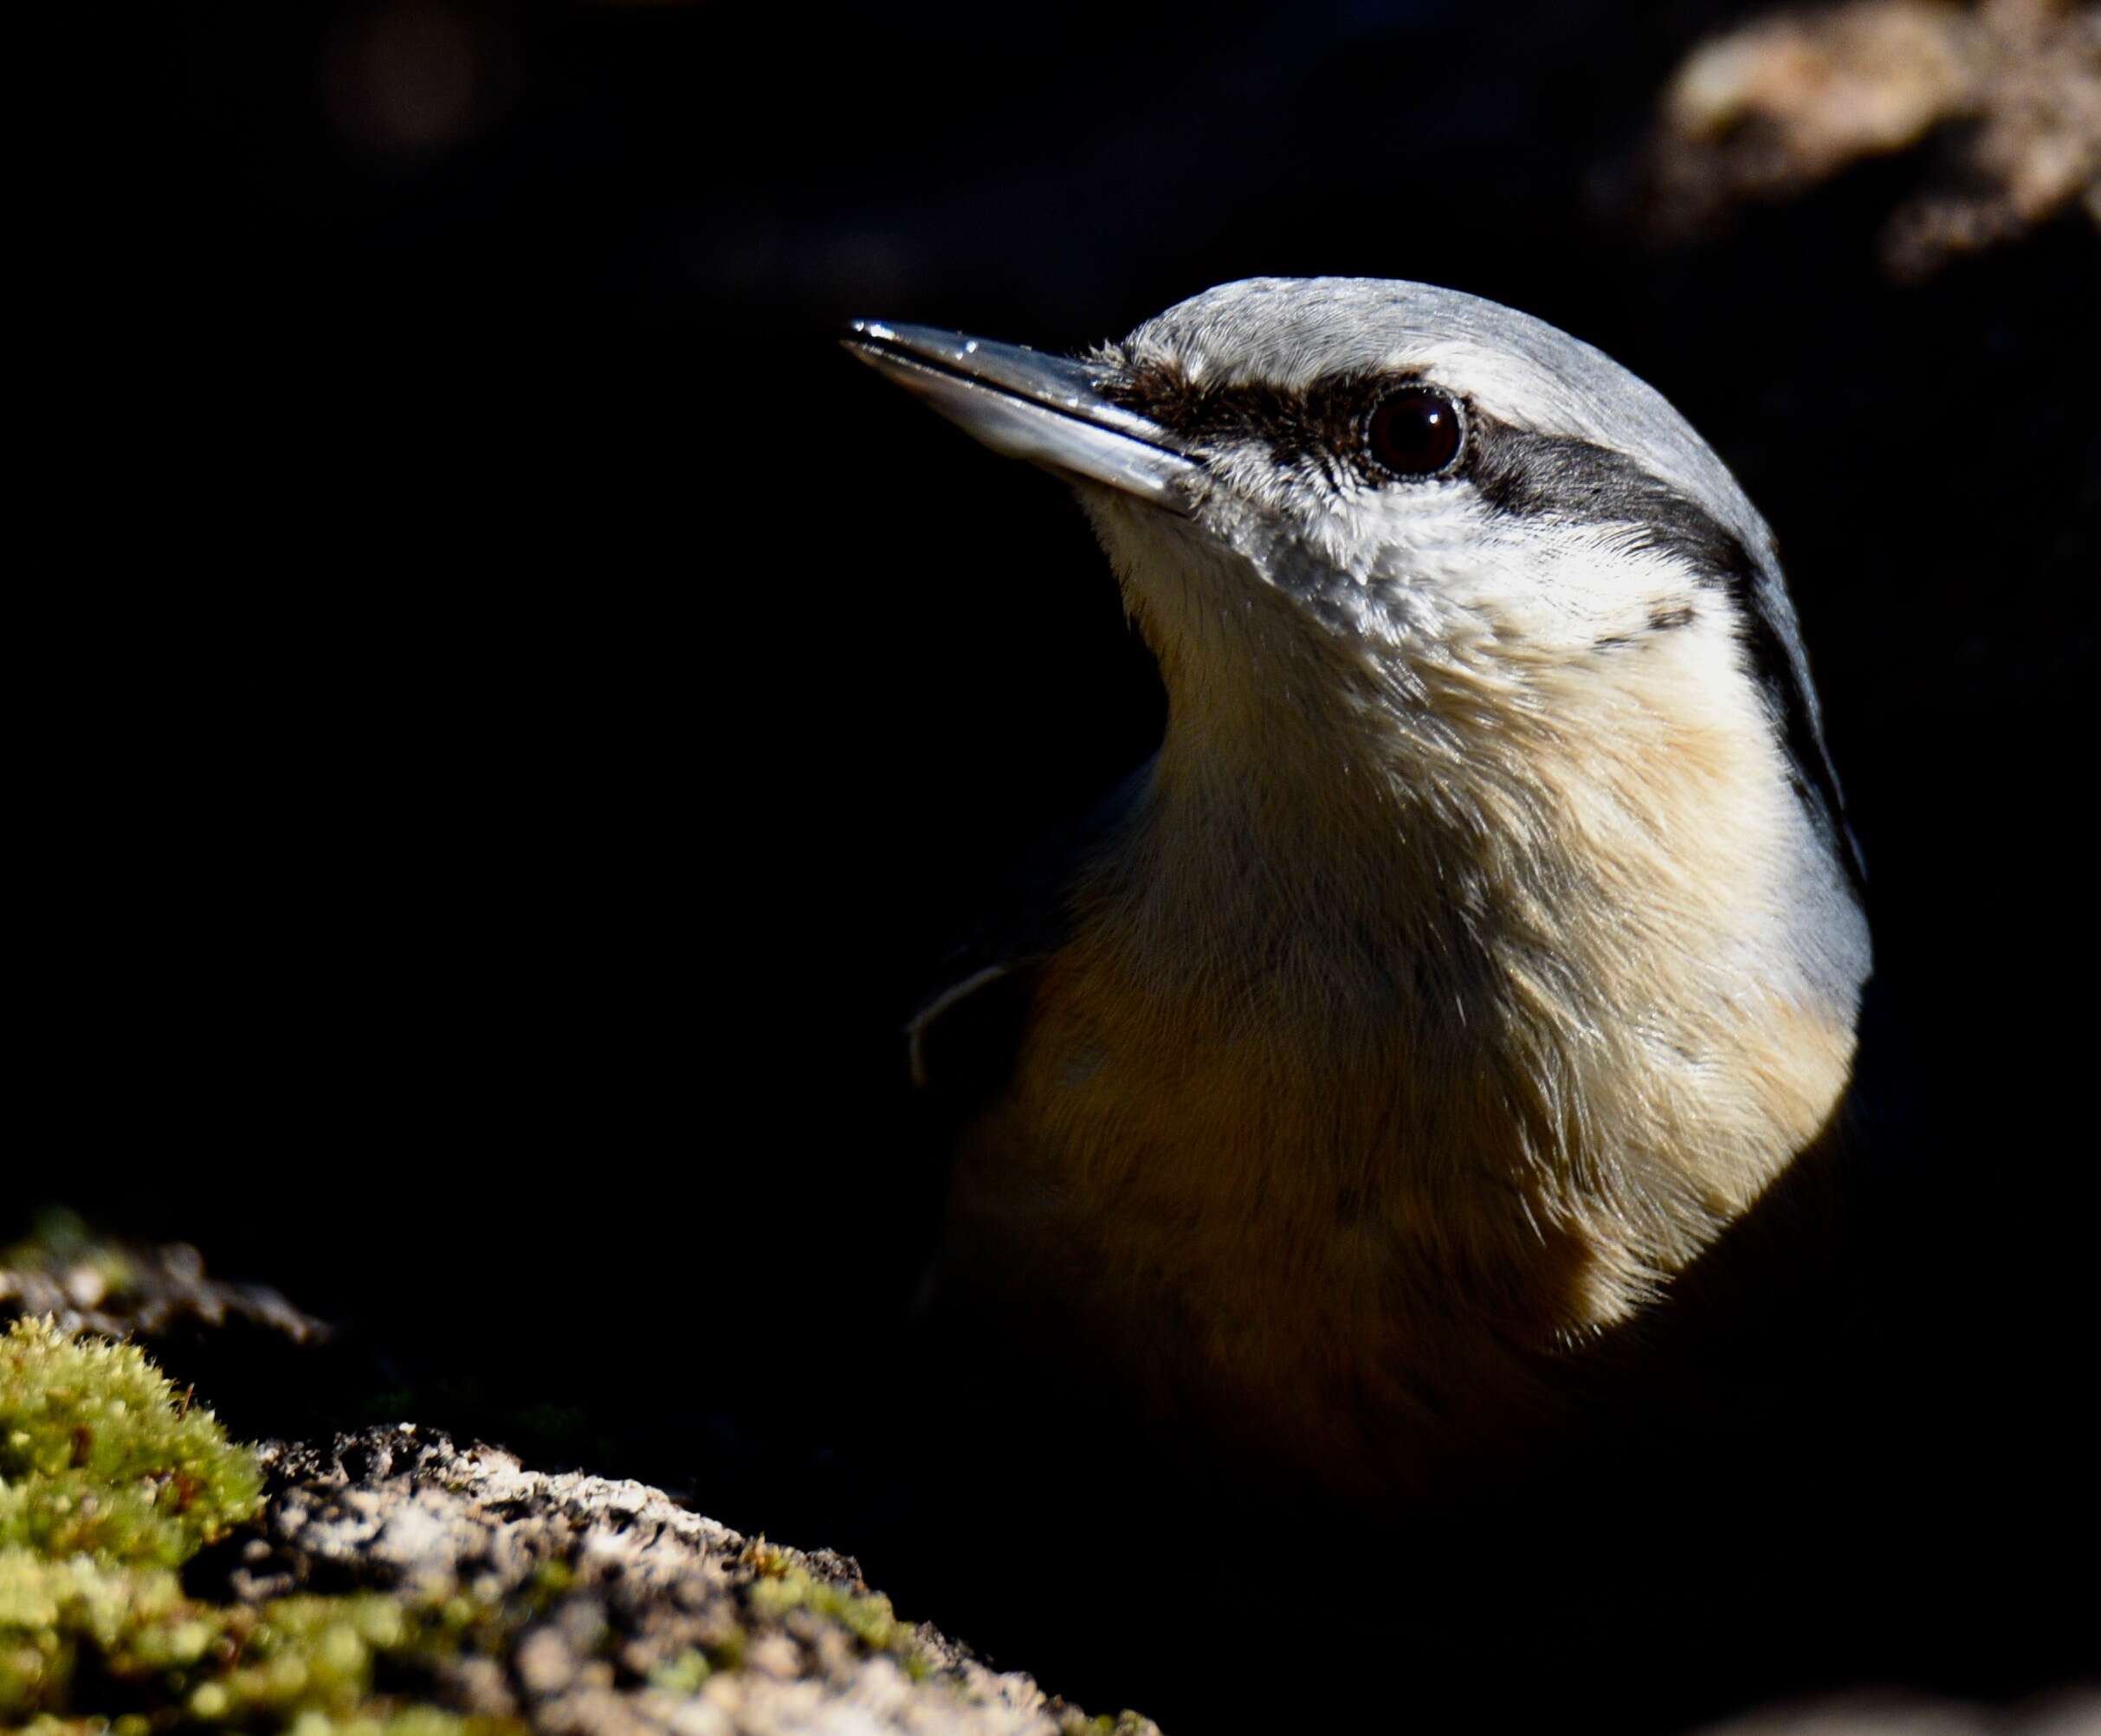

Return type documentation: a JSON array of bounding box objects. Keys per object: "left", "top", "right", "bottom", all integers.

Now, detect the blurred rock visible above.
[
  {"left": 1641, "top": 0, "right": 2100, "bottom": 275},
  {"left": 0, "top": 1208, "right": 326, "bottom": 1345}
]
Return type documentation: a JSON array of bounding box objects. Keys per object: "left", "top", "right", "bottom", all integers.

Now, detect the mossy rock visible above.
[{"left": 1, "top": 1316, "right": 1159, "bottom": 1735}]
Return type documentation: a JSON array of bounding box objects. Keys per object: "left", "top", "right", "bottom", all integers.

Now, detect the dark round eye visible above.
[{"left": 1365, "top": 387, "right": 1464, "bottom": 479}]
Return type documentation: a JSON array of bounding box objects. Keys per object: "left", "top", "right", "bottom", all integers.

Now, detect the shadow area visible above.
[{"left": 837, "top": 1005, "right": 2093, "bottom": 1733}]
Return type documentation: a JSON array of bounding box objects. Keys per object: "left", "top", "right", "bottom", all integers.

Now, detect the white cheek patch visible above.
[
  {"left": 1300, "top": 487, "right": 1704, "bottom": 659},
  {"left": 1424, "top": 526, "right": 1703, "bottom": 649}
]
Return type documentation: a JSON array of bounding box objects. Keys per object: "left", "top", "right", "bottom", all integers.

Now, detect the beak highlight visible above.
[{"left": 842, "top": 320, "right": 1203, "bottom": 515}]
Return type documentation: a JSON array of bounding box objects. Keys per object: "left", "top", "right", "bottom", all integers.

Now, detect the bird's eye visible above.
[{"left": 1365, "top": 387, "right": 1465, "bottom": 479}]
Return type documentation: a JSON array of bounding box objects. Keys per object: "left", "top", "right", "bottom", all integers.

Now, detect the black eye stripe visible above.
[{"left": 1102, "top": 363, "right": 1425, "bottom": 481}]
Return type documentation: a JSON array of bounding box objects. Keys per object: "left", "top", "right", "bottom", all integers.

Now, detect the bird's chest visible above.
[{"left": 939, "top": 936, "right": 1599, "bottom": 1485}]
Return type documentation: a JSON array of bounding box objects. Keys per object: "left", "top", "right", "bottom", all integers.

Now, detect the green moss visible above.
[
  {"left": 1, "top": 1316, "right": 263, "bottom": 1567},
  {"left": 0, "top": 1319, "right": 520, "bottom": 1733},
  {"left": 741, "top": 1538, "right": 927, "bottom": 1675},
  {"left": 649, "top": 1647, "right": 712, "bottom": 1694}
]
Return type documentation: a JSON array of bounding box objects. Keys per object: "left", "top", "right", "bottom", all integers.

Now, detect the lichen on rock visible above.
[
  {"left": 1, "top": 1317, "right": 1158, "bottom": 1735},
  {"left": 231, "top": 1425, "right": 1149, "bottom": 1734}
]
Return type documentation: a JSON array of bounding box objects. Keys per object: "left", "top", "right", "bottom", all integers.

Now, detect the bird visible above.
[{"left": 844, "top": 278, "right": 1872, "bottom": 1507}]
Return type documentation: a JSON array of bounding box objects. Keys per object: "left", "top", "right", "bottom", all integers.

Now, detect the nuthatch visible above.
[{"left": 846, "top": 279, "right": 1871, "bottom": 1500}]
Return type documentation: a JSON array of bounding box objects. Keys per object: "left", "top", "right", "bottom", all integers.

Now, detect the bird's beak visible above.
[{"left": 842, "top": 320, "right": 1204, "bottom": 516}]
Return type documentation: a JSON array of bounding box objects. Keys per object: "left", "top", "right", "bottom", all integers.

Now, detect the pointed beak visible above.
[{"left": 842, "top": 320, "right": 1204, "bottom": 515}]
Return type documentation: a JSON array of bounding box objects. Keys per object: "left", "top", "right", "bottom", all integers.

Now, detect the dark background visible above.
[{"left": 24, "top": 0, "right": 2099, "bottom": 1726}]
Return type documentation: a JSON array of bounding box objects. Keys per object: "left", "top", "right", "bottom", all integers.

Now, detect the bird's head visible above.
[
  {"left": 846, "top": 277, "right": 1866, "bottom": 1021},
  {"left": 1092, "top": 278, "right": 1771, "bottom": 690}
]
